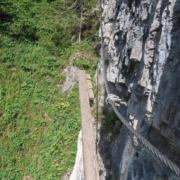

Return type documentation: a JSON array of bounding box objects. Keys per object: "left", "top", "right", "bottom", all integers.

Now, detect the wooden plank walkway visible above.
[
  {"left": 78, "top": 70, "right": 99, "bottom": 180},
  {"left": 86, "top": 74, "right": 94, "bottom": 102}
]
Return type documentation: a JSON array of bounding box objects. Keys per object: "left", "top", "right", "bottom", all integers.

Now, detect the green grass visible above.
[
  {"left": 0, "top": 0, "right": 99, "bottom": 179},
  {"left": 0, "top": 42, "right": 82, "bottom": 178}
]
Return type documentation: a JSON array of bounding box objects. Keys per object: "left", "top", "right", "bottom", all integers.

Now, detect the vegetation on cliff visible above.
[{"left": 0, "top": 0, "right": 99, "bottom": 179}]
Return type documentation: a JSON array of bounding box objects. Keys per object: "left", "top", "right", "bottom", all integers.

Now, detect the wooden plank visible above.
[
  {"left": 78, "top": 70, "right": 99, "bottom": 180},
  {"left": 86, "top": 74, "right": 94, "bottom": 102}
]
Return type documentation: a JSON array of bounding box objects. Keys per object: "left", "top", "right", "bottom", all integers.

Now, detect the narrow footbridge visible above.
[{"left": 78, "top": 70, "right": 99, "bottom": 180}]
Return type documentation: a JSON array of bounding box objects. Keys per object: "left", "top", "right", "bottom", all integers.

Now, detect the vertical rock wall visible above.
[{"left": 100, "top": 0, "right": 180, "bottom": 179}]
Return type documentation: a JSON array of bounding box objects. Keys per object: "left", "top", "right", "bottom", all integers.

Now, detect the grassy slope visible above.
[{"left": 0, "top": 0, "right": 98, "bottom": 179}]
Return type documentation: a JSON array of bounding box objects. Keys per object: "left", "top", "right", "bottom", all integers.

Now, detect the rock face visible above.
[
  {"left": 99, "top": 0, "right": 180, "bottom": 179},
  {"left": 62, "top": 66, "right": 78, "bottom": 93},
  {"left": 69, "top": 130, "right": 84, "bottom": 180}
]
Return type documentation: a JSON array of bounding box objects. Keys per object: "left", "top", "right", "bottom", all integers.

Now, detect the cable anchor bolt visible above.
[{"left": 106, "top": 94, "right": 122, "bottom": 106}]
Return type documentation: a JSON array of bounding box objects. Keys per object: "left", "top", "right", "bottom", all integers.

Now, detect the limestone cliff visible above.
[{"left": 99, "top": 0, "right": 180, "bottom": 179}]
